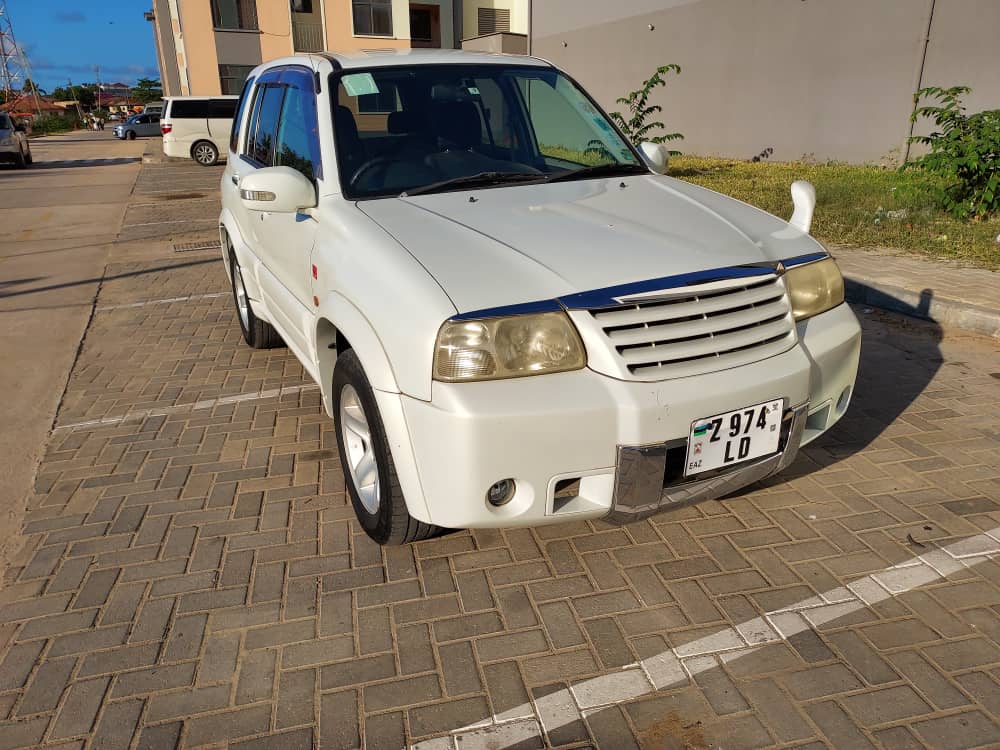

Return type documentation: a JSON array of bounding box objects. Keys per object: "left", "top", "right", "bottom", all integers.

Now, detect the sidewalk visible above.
[{"left": 833, "top": 246, "right": 999, "bottom": 338}]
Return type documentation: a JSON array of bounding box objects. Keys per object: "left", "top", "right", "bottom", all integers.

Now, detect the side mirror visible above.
[
  {"left": 788, "top": 180, "right": 816, "bottom": 234},
  {"left": 639, "top": 141, "right": 669, "bottom": 174},
  {"left": 239, "top": 166, "right": 317, "bottom": 213}
]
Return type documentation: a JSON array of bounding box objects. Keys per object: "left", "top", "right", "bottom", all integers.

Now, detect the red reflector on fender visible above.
[
  {"left": 161, "top": 124, "right": 172, "bottom": 134},
  {"left": 312, "top": 264, "right": 318, "bottom": 279}
]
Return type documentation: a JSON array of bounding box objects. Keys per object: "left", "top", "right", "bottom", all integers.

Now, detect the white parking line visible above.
[
  {"left": 53, "top": 383, "right": 320, "bottom": 433},
  {"left": 412, "top": 527, "right": 1000, "bottom": 749},
  {"left": 95, "top": 292, "right": 228, "bottom": 311}
]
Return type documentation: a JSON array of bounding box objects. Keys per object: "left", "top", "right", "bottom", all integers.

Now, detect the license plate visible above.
[{"left": 685, "top": 399, "right": 784, "bottom": 477}]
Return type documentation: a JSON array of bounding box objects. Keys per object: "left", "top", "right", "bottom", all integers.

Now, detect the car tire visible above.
[
  {"left": 127, "top": 131, "right": 136, "bottom": 140},
  {"left": 15, "top": 147, "right": 27, "bottom": 169},
  {"left": 192, "top": 141, "right": 219, "bottom": 166},
  {"left": 333, "top": 349, "right": 440, "bottom": 546},
  {"left": 24, "top": 146, "right": 32, "bottom": 165},
  {"left": 229, "top": 249, "right": 283, "bottom": 349}
]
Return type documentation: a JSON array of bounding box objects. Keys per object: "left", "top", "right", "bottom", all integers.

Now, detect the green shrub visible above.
[
  {"left": 30, "top": 114, "right": 74, "bottom": 134},
  {"left": 609, "top": 65, "right": 684, "bottom": 154},
  {"left": 904, "top": 86, "right": 1000, "bottom": 220}
]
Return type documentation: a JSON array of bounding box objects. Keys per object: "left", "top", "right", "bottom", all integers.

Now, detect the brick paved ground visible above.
[{"left": 1, "top": 158, "right": 999, "bottom": 748}]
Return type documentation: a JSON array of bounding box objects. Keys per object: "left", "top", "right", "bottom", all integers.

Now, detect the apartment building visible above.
[{"left": 147, "top": 0, "right": 527, "bottom": 97}]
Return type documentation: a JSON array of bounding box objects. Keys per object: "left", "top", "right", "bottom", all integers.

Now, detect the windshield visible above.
[
  {"left": 0, "top": 114, "right": 11, "bottom": 131},
  {"left": 126, "top": 115, "right": 141, "bottom": 124},
  {"left": 331, "top": 65, "right": 643, "bottom": 199}
]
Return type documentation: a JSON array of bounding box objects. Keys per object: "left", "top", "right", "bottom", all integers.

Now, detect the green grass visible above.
[{"left": 670, "top": 156, "right": 1000, "bottom": 270}]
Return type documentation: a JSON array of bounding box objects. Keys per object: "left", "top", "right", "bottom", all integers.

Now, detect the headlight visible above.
[
  {"left": 784, "top": 257, "right": 845, "bottom": 321},
  {"left": 434, "top": 311, "right": 587, "bottom": 382}
]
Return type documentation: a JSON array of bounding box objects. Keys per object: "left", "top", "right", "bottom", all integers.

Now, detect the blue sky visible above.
[{"left": 8, "top": 1, "right": 159, "bottom": 92}]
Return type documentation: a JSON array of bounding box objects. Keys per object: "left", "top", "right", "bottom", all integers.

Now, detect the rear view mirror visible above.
[
  {"left": 639, "top": 141, "right": 669, "bottom": 174},
  {"left": 239, "top": 166, "right": 317, "bottom": 213}
]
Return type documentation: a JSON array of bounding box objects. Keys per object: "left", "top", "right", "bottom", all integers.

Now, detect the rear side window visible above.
[
  {"left": 209, "top": 99, "right": 238, "bottom": 119},
  {"left": 247, "top": 85, "right": 285, "bottom": 164},
  {"left": 169, "top": 100, "right": 211, "bottom": 118},
  {"left": 230, "top": 80, "right": 255, "bottom": 153}
]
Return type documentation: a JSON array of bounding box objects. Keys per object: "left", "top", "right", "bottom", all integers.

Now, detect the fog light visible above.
[{"left": 486, "top": 479, "right": 516, "bottom": 507}]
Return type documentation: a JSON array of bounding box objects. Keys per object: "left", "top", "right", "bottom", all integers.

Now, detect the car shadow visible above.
[{"left": 767, "top": 287, "right": 944, "bottom": 482}]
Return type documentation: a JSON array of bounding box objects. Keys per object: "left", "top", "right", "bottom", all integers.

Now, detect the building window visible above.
[
  {"left": 477, "top": 7, "right": 511, "bottom": 35},
  {"left": 211, "top": 0, "right": 259, "bottom": 30},
  {"left": 219, "top": 64, "right": 255, "bottom": 95},
  {"left": 291, "top": 0, "right": 313, "bottom": 12},
  {"left": 353, "top": 0, "right": 393, "bottom": 36}
]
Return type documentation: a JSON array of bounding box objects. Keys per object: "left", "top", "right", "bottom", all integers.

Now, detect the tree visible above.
[
  {"left": 51, "top": 84, "right": 95, "bottom": 108},
  {"left": 609, "top": 65, "right": 684, "bottom": 155},
  {"left": 22, "top": 78, "right": 46, "bottom": 95},
  {"left": 131, "top": 77, "right": 163, "bottom": 104}
]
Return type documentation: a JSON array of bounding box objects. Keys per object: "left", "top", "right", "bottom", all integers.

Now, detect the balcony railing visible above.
[{"left": 292, "top": 20, "right": 324, "bottom": 52}]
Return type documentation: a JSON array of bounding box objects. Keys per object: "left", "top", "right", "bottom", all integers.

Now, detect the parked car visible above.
[
  {"left": 113, "top": 112, "right": 161, "bottom": 140},
  {"left": 161, "top": 96, "right": 237, "bottom": 166},
  {"left": 0, "top": 112, "right": 31, "bottom": 168},
  {"left": 220, "top": 51, "right": 862, "bottom": 545},
  {"left": 142, "top": 102, "right": 164, "bottom": 116}
]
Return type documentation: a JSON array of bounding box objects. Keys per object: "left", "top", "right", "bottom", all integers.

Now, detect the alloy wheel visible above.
[
  {"left": 340, "top": 384, "right": 380, "bottom": 514},
  {"left": 232, "top": 262, "right": 250, "bottom": 330}
]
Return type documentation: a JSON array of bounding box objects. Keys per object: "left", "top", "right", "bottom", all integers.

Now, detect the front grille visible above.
[{"left": 589, "top": 273, "right": 796, "bottom": 380}]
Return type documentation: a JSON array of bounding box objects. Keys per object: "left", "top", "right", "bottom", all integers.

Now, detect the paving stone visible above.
[
  {"left": 50, "top": 676, "right": 111, "bottom": 739},
  {"left": 320, "top": 689, "right": 360, "bottom": 750},
  {"left": 184, "top": 704, "right": 273, "bottom": 746},
  {"left": 89, "top": 698, "right": 143, "bottom": 750},
  {"left": 2, "top": 186, "right": 999, "bottom": 750},
  {"left": 409, "top": 695, "right": 491, "bottom": 738}
]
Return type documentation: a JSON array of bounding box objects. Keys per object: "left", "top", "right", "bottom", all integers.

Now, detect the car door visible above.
[
  {"left": 251, "top": 69, "right": 321, "bottom": 362},
  {"left": 230, "top": 68, "right": 318, "bottom": 360}
]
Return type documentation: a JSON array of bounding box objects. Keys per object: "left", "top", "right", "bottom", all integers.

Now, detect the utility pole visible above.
[
  {"left": 68, "top": 78, "right": 82, "bottom": 121},
  {"left": 94, "top": 64, "right": 101, "bottom": 112},
  {"left": 0, "top": 0, "right": 41, "bottom": 116}
]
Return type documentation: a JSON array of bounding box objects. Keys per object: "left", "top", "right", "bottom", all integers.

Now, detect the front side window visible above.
[
  {"left": 219, "top": 64, "right": 255, "bottom": 95},
  {"left": 352, "top": 0, "right": 392, "bottom": 36},
  {"left": 275, "top": 84, "right": 322, "bottom": 181},
  {"left": 0, "top": 114, "right": 11, "bottom": 130},
  {"left": 331, "top": 65, "right": 642, "bottom": 199},
  {"left": 247, "top": 85, "right": 285, "bottom": 165},
  {"left": 211, "top": 0, "right": 259, "bottom": 30}
]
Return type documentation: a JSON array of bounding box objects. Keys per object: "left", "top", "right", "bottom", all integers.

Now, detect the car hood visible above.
[{"left": 358, "top": 175, "right": 825, "bottom": 315}]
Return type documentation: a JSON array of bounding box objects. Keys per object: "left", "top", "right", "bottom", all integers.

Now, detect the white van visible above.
[{"left": 161, "top": 96, "right": 238, "bottom": 166}]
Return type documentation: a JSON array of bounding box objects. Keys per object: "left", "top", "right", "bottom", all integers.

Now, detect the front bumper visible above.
[{"left": 389, "top": 303, "right": 861, "bottom": 528}]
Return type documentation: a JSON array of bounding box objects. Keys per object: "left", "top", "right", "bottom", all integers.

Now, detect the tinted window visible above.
[
  {"left": 250, "top": 85, "right": 285, "bottom": 165},
  {"left": 275, "top": 84, "right": 322, "bottom": 181},
  {"left": 169, "top": 100, "right": 211, "bottom": 118},
  {"left": 209, "top": 98, "right": 238, "bottom": 118},
  {"left": 230, "top": 79, "right": 255, "bottom": 153},
  {"left": 0, "top": 114, "right": 11, "bottom": 130}
]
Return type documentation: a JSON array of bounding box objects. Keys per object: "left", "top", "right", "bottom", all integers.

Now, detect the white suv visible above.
[
  {"left": 162, "top": 96, "right": 238, "bottom": 165},
  {"left": 220, "top": 51, "right": 861, "bottom": 545}
]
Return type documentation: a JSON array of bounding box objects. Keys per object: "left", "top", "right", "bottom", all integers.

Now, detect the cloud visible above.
[{"left": 54, "top": 11, "right": 87, "bottom": 23}]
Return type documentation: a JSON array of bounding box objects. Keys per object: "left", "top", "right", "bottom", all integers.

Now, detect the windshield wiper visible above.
[
  {"left": 401, "top": 171, "right": 545, "bottom": 197},
  {"left": 545, "top": 162, "right": 649, "bottom": 184}
]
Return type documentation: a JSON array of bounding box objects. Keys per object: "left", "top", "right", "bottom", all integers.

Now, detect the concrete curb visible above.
[{"left": 845, "top": 276, "right": 1000, "bottom": 339}]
